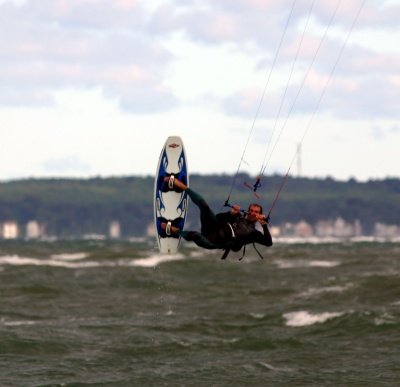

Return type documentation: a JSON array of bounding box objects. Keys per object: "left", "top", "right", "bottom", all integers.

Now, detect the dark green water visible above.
[{"left": 0, "top": 240, "right": 399, "bottom": 386}]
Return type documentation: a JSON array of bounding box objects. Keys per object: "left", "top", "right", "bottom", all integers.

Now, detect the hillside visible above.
[{"left": 0, "top": 174, "right": 399, "bottom": 237}]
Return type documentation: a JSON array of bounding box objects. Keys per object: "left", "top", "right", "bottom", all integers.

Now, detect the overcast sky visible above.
[{"left": 0, "top": 0, "right": 399, "bottom": 182}]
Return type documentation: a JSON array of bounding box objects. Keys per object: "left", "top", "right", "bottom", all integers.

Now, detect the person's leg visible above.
[
  {"left": 163, "top": 175, "right": 187, "bottom": 192},
  {"left": 164, "top": 176, "right": 220, "bottom": 236},
  {"left": 185, "top": 188, "right": 220, "bottom": 235},
  {"left": 160, "top": 221, "right": 180, "bottom": 236},
  {"left": 159, "top": 223, "right": 218, "bottom": 249},
  {"left": 158, "top": 217, "right": 185, "bottom": 238},
  {"left": 180, "top": 230, "right": 219, "bottom": 249}
]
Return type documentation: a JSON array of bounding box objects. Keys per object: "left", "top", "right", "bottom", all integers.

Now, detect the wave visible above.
[
  {"left": 275, "top": 237, "right": 342, "bottom": 244},
  {"left": 0, "top": 255, "right": 101, "bottom": 268},
  {"left": 298, "top": 284, "right": 354, "bottom": 298},
  {"left": 131, "top": 254, "right": 185, "bottom": 267},
  {"left": 374, "top": 312, "right": 398, "bottom": 326},
  {"left": 257, "top": 362, "right": 295, "bottom": 373},
  {"left": 0, "top": 253, "right": 186, "bottom": 269},
  {"left": 0, "top": 253, "right": 342, "bottom": 269},
  {"left": 274, "top": 259, "right": 340, "bottom": 269},
  {"left": 283, "top": 310, "right": 344, "bottom": 327},
  {"left": 275, "top": 236, "right": 400, "bottom": 244},
  {"left": 0, "top": 318, "right": 37, "bottom": 327},
  {"left": 51, "top": 252, "right": 89, "bottom": 261},
  {"left": 249, "top": 313, "right": 266, "bottom": 320}
]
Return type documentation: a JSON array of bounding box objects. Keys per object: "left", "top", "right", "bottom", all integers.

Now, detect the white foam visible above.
[
  {"left": 309, "top": 260, "right": 340, "bottom": 267},
  {"left": 0, "top": 253, "right": 186, "bottom": 269},
  {"left": 131, "top": 254, "right": 185, "bottom": 267},
  {"left": 222, "top": 338, "right": 239, "bottom": 344},
  {"left": 284, "top": 310, "right": 344, "bottom": 327},
  {"left": 0, "top": 254, "right": 101, "bottom": 268},
  {"left": 250, "top": 313, "right": 266, "bottom": 319},
  {"left": 51, "top": 252, "right": 88, "bottom": 261},
  {"left": 275, "top": 259, "right": 340, "bottom": 269},
  {"left": 2, "top": 320, "right": 37, "bottom": 327},
  {"left": 299, "top": 284, "right": 353, "bottom": 298},
  {"left": 374, "top": 312, "right": 397, "bottom": 326},
  {"left": 275, "top": 236, "right": 400, "bottom": 244},
  {"left": 188, "top": 250, "right": 208, "bottom": 258},
  {"left": 258, "top": 362, "right": 294, "bottom": 373}
]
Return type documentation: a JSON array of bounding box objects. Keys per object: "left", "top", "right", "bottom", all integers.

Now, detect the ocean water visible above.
[{"left": 0, "top": 239, "right": 399, "bottom": 386}]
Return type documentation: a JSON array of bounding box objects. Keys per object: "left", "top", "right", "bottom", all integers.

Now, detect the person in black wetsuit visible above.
[{"left": 161, "top": 176, "right": 272, "bottom": 256}]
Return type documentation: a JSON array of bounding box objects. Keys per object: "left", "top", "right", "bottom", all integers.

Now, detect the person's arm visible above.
[
  {"left": 259, "top": 224, "right": 273, "bottom": 246},
  {"left": 216, "top": 204, "right": 241, "bottom": 223},
  {"left": 254, "top": 215, "right": 273, "bottom": 246}
]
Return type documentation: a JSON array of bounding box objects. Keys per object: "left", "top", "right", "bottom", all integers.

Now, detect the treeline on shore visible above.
[{"left": 0, "top": 174, "right": 399, "bottom": 237}]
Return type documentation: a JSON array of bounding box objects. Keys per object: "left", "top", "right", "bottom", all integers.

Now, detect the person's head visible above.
[{"left": 247, "top": 203, "right": 263, "bottom": 222}]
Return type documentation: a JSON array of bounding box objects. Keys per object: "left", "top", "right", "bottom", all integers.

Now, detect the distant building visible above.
[
  {"left": 294, "top": 220, "right": 313, "bottom": 238},
  {"left": 109, "top": 221, "right": 121, "bottom": 239},
  {"left": 314, "top": 217, "right": 360, "bottom": 238},
  {"left": 315, "top": 220, "right": 334, "bottom": 237},
  {"left": 374, "top": 222, "right": 399, "bottom": 238},
  {"left": 280, "top": 222, "right": 296, "bottom": 237},
  {"left": 26, "top": 220, "right": 42, "bottom": 239},
  {"left": 2, "top": 221, "right": 19, "bottom": 239},
  {"left": 146, "top": 222, "right": 156, "bottom": 237},
  {"left": 354, "top": 219, "right": 363, "bottom": 237},
  {"left": 332, "top": 217, "right": 354, "bottom": 238},
  {"left": 270, "top": 226, "right": 281, "bottom": 238}
]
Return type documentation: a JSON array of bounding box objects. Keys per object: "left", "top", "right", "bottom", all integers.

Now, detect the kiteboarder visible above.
[{"left": 161, "top": 176, "right": 272, "bottom": 258}]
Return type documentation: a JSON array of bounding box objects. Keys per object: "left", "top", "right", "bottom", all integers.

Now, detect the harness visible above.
[
  {"left": 219, "top": 217, "right": 266, "bottom": 261},
  {"left": 220, "top": 242, "right": 264, "bottom": 261}
]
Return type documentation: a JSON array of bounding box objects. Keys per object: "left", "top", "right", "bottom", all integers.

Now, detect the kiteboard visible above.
[{"left": 154, "top": 136, "right": 189, "bottom": 254}]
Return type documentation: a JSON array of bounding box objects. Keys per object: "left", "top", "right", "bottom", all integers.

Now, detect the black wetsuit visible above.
[{"left": 180, "top": 188, "right": 273, "bottom": 251}]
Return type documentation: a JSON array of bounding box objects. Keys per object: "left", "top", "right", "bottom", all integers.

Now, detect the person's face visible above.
[{"left": 247, "top": 205, "right": 261, "bottom": 222}]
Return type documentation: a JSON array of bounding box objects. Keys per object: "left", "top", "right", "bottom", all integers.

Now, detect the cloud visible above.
[
  {"left": 0, "top": 0, "right": 176, "bottom": 112},
  {"left": 0, "top": 0, "right": 399, "bottom": 120},
  {"left": 221, "top": 63, "right": 400, "bottom": 120},
  {"left": 389, "top": 124, "right": 400, "bottom": 133},
  {"left": 357, "top": 1, "right": 400, "bottom": 28}
]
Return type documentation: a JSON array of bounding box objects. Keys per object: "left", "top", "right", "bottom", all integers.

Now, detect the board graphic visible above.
[{"left": 154, "top": 136, "right": 188, "bottom": 254}]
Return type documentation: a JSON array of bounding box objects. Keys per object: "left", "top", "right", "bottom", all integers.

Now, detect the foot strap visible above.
[
  {"left": 165, "top": 221, "right": 172, "bottom": 236},
  {"left": 168, "top": 175, "right": 175, "bottom": 189}
]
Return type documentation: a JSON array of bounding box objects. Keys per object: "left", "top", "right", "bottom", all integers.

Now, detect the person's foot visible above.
[
  {"left": 163, "top": 175, "right": 187, "bottom": 192},
  {"left": 161, "top": 221, "right": 180, "bottom": 236}
]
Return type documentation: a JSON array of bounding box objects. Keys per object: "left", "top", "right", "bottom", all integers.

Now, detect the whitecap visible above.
[
  {"left": 283, "top": 310, "right": 344, "bottom": 327},
  {"left": 1, "top": 319, "right": 36, "bottom": 327},
  {"left": 222, "top": 338, "right": 239, "bottom": 344},
  {"left": 131, "top": 253, "right": 185, "bottom": 267},
  {"left": 258, "top": 362, "right": 294, "bottom": 373},
  {"left": 250, "top": 313, "right": 266, "bottom": 319},
  {"left": 274, "top": 260, "right": 299, "bottom": 269},
  {"left": 51, "top": 252, "right": 89, "bottom": 261},
  {"left": 299, "top": 284, "right": 353, "bottom": 298},
  {"left": 374, "top": 312, "right": 397, "bottom": 326},
  {"left": 274, "top": 237, "right": 341, "bottom": 244},
  {"left": 188, "top": 250, "right": 208, "bottom": 258},
  {"left": 0, "top": 254, "right": 101, "bottom": 268},
  {"left": 274, "top": 259, "right": 340, "bottom": 269},
  {"left": 0, "top": 253, "right": 187, "bottom": 269},
  {"left": 309, "top": 260, "right": 340, "bottom": 268}
]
